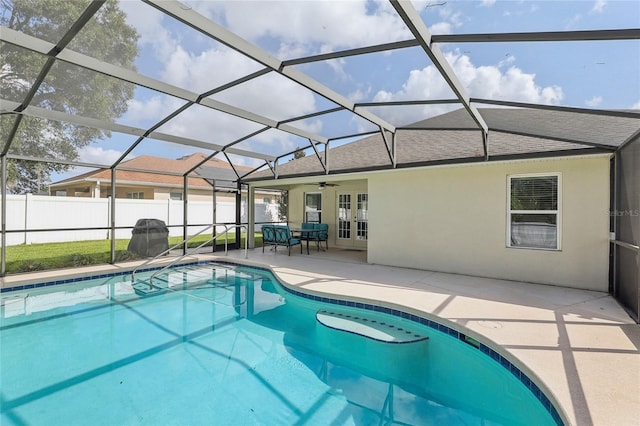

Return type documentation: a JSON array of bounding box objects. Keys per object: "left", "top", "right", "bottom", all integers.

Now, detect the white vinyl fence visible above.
[{"left": 2, "top": 194, "right": 279, "bottom": 246}]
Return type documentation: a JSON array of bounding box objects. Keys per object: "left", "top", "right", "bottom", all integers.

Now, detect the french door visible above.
[{"left": 337, "top": 192, "right": 368, "bottom": 248}]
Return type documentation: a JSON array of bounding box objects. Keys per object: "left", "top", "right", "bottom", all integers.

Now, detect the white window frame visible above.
[
  {"left": 507, "top": 173, "right": 562, "bottom": 251},
  {"left": 126, "top": 191, "right": 144, "bottom": 199},
  {"left": 304, "top": 192, "right": 322, "bottom": 223}
]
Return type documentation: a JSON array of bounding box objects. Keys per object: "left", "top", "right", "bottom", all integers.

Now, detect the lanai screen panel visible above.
[
  {"left": 614, "top": 137, "right": 640, "bottom": 321},
  {"left": 3, "top": 0, "right": 639, "bottom": 177}
]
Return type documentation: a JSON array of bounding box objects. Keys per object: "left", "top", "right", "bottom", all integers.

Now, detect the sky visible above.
[{"left": 53, "top": 0, "right": 640, "bottom": 180}]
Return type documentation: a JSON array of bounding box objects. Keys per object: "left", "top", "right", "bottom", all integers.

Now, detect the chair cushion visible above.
[
  {"left": 301, "top": 222, "right": 314, "bottom": 239},
  {"left": 316, "top": 224, "right": 328, "bottom": 240}
]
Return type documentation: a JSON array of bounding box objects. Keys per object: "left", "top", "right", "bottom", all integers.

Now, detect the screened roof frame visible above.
[{"left": 1, "top": 0, "right": 639, "bottom": 185}]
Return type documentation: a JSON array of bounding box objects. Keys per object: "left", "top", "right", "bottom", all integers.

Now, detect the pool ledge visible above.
[
  {"left": 219, "top": 250, "right": 640, "bottom": 426},
  {"left": 2, "top": 250, "right": 638, "bottom": 426}
]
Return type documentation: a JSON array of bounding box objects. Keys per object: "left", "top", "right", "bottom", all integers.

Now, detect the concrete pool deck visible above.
[{"left": 2, "top": 248, "right": 639, "bottom": 426}]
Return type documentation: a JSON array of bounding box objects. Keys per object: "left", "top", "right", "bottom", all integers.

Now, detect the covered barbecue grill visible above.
[{"left": 127, "top": 219, "right": 169, "bottom": 257}]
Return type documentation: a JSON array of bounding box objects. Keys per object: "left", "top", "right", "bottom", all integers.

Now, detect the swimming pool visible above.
[{"left": 1, "top": 262, "right": 561, "bottom": 425}]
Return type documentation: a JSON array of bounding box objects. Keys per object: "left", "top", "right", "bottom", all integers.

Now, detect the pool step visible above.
[
  {"left": 316, "top": 310, "right": 428, "bottom": 344},
  {"left": 132, "top": 264, "right": 238, "bottom": 296},
  {"left": 132, "top": 280, "right": 165, "bottom": 296}
]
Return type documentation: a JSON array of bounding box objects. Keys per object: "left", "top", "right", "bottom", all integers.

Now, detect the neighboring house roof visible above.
[
  {"left": 246, "top": 108, "right": 639, "bottom": 181},
  {"left": 50, "top": 153, "right": 252, "bottom": 190}
]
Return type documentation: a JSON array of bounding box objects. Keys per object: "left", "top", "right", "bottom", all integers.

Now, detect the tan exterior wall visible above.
[
  {"left": 287, "top": 180, "right": 368, "bottom": 249},
  {"left": 153, "top": 187, "right": 216, "bottom": 201},
  {"left": 367, "top": 155, "right": 610, "bottom": 291}
]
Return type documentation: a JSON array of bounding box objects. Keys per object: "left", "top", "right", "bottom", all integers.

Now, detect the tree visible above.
[
  {"left": 276, "top": 190, "right": 288, "bottom": 222},
  {"left": 292, "top": 147, "right": 306, "bottom": 160},
  {"left": 1, "top": 0, "right": 139, "bottom": 193}
]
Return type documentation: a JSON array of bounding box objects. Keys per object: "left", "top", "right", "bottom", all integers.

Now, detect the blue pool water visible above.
[{"left": 1, "top": 263, "right": 559, "bottom": 425}]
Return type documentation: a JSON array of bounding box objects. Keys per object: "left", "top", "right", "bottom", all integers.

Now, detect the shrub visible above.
[
  {"left": 68, "top": 254, "right": 94, "bottom": 266},
  {"left": 17, "top": 260, "right": 48, "bottom": 273}
]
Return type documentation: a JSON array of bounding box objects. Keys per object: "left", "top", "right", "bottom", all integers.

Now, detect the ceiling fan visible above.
[{"left": 318, "top": 182, "right": 339, "bottom": 190}]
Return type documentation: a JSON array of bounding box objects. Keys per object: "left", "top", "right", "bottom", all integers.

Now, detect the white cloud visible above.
[
  {"left": 213, "top": 72, "right": 318, "bottom": 121},
  {"left": 497, "top": 55, "right": 516, "bottom": 69},
  {"left": 590, "top": 0, "right": 607, "bottom": 14},
  {"left": 371, "top": 50, "right": 564, "bottom": 125},
  {"left": 325, "top": 58, "right": 349, "bottom": 81},
  {"left": 78, "top": 146, "right": 124, "bottom": 166},
  {"left": 119, "top": 0, "right": 177, "bottom": 62},
  {"left": 480, "top": 0, "right": 497, "bottom": 7},
  {"left": 437, "top": 7, "right": 465, "bottom": 28},
  {"left": 125, "top": 95, "right": 183, "bottom": 123},
  {"left": 453, "top": 53, "right": 563, "bottom": 104},
  {"left": 585, "top": 96, "right": 603, "bottom": 107},
  {"left": 631, "top": 100, "right": 640, "bottom": 110},
  {"left": 161, "top": 46, "right": 263, "bottom": 94},
  {"left": 429, "top": 21, "right": 453, "bottom": 35},
  {"left": 565, "top": 13, "right": 582, "bottom": 29},
  {"left": 195, "top": 1, "right": 411, "bottom": 51},
  {"left": 349, "top": 87, "right": 372, "bottom": 103},
  {"left": 117, "top": 5, "right": 322, "bottom": 161}
]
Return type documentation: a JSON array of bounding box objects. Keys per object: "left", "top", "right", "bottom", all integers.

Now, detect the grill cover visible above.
[{"left": 127, "top": 219, "right": 169, "bottom": 257}]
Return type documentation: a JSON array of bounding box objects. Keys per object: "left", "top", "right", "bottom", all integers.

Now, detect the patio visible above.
[
  {"left": 2, "top": 248, "right": 638, "bottom": 425},
  {"left": 1, "top": 2, "right": 638, "bottom": 424}
]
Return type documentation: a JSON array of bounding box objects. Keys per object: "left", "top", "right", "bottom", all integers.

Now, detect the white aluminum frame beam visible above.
[
  {"left": 144, "top": 0, "right": 396, "bottom": 135},
  {"left": 472, "top": 98, "right": 640, "bottom": 119},
  {"left": 6, "top": 153, "right": 110, "bottom": 169},
  {"left": 0, "top": 26, "right": 328, "bottom": 145},
  {"left": 432, "top": 29, "right": 640, "bottom": 43},
  {"left": 282, "top": 29, "right": 640, "bottom": 68},
  {"left": 391, "top": 1, "right": 488, "bottom": 138},
  {"left": 1, "top": 100, "right": 276, "bottom": 161},
  {"left": 307, "top": 138, "right": 328, "bottom": 174}
]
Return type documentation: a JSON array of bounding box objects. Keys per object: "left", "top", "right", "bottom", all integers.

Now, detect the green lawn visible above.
[{"left": 4, "top": 233, "right": 263, "bottom": 274}]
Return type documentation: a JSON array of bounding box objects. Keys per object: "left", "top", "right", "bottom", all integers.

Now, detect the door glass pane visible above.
[
  {"left": 338, "top": 194, "right": 351, "bottom": 239},
  {"left": 356, "top": 193, "right": 368, "bottom": 241}
]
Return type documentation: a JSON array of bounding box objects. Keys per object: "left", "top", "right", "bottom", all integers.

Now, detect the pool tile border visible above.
[
  {"left": 284, "top": 285, "right": 563, "bottom": 425},
  {"left": 1, "top": 259, "right": 564, "bottom": 426},
  {"left": 234, "top": 261, "right": 565, "bottom": 426},
  {"left": 0, "top": 262, "right": 206, "bottom": 293}
]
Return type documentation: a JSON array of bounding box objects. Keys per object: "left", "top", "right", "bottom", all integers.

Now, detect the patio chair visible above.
[
  {"left": 301, "top": 222, "right": 329, "bottom": 251},
  {"left": 273, "top": 225, "right": 302, "bottom": 255},
  {"left": 315, "top": 223, "right": 329, "bottom": 251},
  {"left": 300, "top": 222, "right": 315, "bottom": 241},
  {"left": 261, "top": 226, "right": 277, "bottom": 252}
]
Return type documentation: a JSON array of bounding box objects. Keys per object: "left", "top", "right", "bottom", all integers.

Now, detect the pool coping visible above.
[
  {"left": 223, "top": 258, "right": 567, "bottom": 425},
  {"left": 1, "top": 255, "right": 566, "bottom": 425}
]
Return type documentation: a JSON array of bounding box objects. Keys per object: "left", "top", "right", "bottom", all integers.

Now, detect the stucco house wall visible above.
[
  {"left": 367, "top": 155, "right": 610, "bottom": 291},
  {"left": 285, "top": 180, "right": 368, "bottom": 249}
]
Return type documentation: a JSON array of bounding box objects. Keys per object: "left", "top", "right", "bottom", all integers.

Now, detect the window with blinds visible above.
[
  {"left": 507, "top": 174, "right": 561, "bottom": 250},
  {"left": 305, "top": 193, "right": 322, "bottom": 223}
]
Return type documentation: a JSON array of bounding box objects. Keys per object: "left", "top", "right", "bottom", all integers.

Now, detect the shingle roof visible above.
[
  {"left": 407, "top": 108, "right": 637, "bottom": 148},
  {"left": 247, "top": 108, "right": 639, "bottom": 181},
  {"left": 51, "top": 153, "right": 251, "bottom": 189}
]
